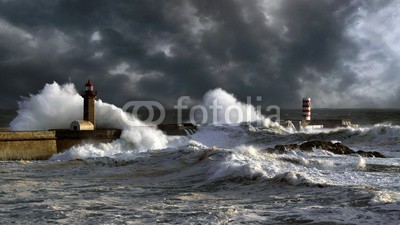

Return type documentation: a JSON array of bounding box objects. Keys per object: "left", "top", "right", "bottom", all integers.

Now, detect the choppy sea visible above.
[{"left": 1, "top": 83, "right": 400, "bottom": 224}]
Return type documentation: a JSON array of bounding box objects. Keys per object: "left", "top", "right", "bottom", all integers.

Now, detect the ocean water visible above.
[{"left": 1, "top": 83, "right": 400, "bottom": 224}]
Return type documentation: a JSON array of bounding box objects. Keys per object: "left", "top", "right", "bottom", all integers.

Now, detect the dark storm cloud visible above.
[
  {"left": 0, "top": 0, "right": 399, "bottom": 109},
  {"left": 191, "top": 0, "right": 359, "bottom": 107}
]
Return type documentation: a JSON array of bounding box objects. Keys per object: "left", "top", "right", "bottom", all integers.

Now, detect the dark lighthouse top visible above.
[{"left": 82, "top": 80, "right": 97, "bottom": 96}]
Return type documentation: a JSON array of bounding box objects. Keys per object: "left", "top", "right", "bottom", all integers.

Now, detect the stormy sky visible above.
[{"left": 0, "top": 0, "right": 399, "bottom": 109}]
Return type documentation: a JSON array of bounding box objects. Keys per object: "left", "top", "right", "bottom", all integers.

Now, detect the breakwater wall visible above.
[
  {"left": 284, "top": 119, "right": 358, "bottom": 130},
  {"left": 0, "top": 124, "right": 196, "bottom": 160},
  {"left": 0, "top": 131, "right": 57, "bottom": 160},
  {"left": 0, "top": 129, "right": 122, "bottom": 160}
]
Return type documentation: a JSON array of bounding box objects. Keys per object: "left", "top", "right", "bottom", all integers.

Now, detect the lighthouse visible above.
[
  {"left": 82, "top": 80, "right": 97, "bottom": 129},
  {"left": 302, "top": 97, "right": 311, "bottom": 125}
]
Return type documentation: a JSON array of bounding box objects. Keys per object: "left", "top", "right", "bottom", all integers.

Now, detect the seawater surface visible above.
[{"left": 1, "top": 83, "right": 400, "bottom": 224}]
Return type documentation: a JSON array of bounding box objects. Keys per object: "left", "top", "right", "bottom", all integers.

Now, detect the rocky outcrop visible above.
[
  {"left": 355, "top": 150, "right": 385, "bottom": 158},
  {"left": 299, "top": 141, "right": 353, "bottom": 154},
  {"left": 264, "top": 141, "right": 385, "bottom": 158}
]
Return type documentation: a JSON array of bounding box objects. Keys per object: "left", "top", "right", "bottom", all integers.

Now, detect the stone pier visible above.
[{"left": 0, "top": 129, "right": 122, "bottom": 160}]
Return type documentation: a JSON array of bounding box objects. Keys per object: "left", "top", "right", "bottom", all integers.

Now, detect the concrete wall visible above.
[
  {"left": 0, "top": 131, "right": 57, "bottom": 160},
  {"left": 0, "top": 130, "right": 122, "bottom": 160},
  {"left": 0, "top": 124, "right": 195, "bottom": 160},
  {"left": 54, "top": 129, "right": 122, "bottom": 152},
  {"left": 284, "top": 119, "right": 358, "bottom": 130}
]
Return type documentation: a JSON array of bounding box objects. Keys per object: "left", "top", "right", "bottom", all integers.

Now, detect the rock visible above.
[
  {"left": 264, "top": 144, "right": 299, "bottom": 154},
  {"left": 299, "top": 141, "right": 353, "bottom": 154},
  {"left": 262, "top": 141, "right": 385, "bottom": 158},
  {"left": 356, "top": 150, "right": 385, "bottom": 158},
  {"left": 275, "top": 144, "right": 299, "bottom": 152}
]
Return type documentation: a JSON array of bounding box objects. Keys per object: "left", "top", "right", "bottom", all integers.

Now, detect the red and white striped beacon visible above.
[{"left": 302, "top": 97, "right": 311, "bottom": 121}]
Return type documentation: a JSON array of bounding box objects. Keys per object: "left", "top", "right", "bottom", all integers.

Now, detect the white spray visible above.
[
  {"left": 191, "top": 88, "right": 283, "bottom": 148},
  {"left": 201, "top": 88, "right": 279, "bottom": 127},
  {"left": 10, "top": 82, "right": 175, "bottom": 155}
]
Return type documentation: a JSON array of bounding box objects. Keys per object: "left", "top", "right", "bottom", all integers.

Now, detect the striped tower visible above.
[{"left": 302, "top": 97, "right": 311, "bottom": 122}]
